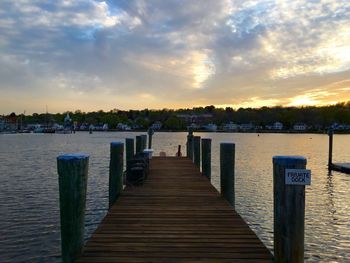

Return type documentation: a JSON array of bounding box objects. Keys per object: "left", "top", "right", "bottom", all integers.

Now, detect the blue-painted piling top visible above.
[
  {"left": 111, "top": 141, "right": 124, "bottom": 146},
  {"left": 57, "top": 153, "right": 89, "bottom": 161},
  {"left": 273, "top": 155, "right": 307, "bottom": 165}
]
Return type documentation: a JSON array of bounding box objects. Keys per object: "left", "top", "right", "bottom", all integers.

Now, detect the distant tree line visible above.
[{"left": 4, "top": 101, "right": 350, "bottom": 130}]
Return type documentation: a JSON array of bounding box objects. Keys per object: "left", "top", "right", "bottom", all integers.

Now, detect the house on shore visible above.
[
  {"left": 240, "top": 123, "right": 254, "bottom": 131},
  {"left": 273, "top": 122, "right": 283, "bottom": 130},
  {"left": 177, "top": 114, "right": 213, "bottom": 127},
  {"left": 223, "top": 122, "right": 238, "bottom": 131},
  {"left": 293, "top": 123, "right": 307, "bottom": 131},
  {"left": 151, "top": 121, "right": 162, "bottom": 130},
  {"left": 203, "top": 123, "right": 217, "bottom": 131},
  {"left": 117, "top": 123, "right": 131, "bottom": 131}
]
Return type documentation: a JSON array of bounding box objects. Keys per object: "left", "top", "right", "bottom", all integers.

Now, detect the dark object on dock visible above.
[
  {"left": 176, "top": 144, "right": 182, "bottom": 156},
  {"left": 76, "top": 157, "right": 273, "bottom": 262},
  {"left": 328, "top": 128, "right": 350, "bottom": 174},
  {"left": 126, "top": 152, "right": 149, "bottom": 185}
]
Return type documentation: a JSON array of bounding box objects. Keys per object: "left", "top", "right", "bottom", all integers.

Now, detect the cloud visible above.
[{"left": 0, "top": 0, "right": 349, "bottom": 113}]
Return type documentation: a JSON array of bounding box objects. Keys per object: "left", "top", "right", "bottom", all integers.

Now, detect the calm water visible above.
[{"left": 0, "top": 132, "right": 350, "bottom": 262}]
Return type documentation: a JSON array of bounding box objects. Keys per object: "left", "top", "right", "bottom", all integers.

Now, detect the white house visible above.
[
  {"left": 273, "top": 122, "right": 283, "bottom": 130},
  {"left": 293, "top": 123, "right": 307, "bottom": 131},
  {"left": 240, "top": 123, "right": 254, "bottom": 131},
  {"left": 203, "top": 123, "right": 217, "bottom": 131},
  {"left": 151, "top": 121, "right": 162, "bottom": 130},
  {"left": 117, "top": 123, "right": 131, "bottom": 131},
  {"left": 223, "top": 122, "right": 238, "bottom": 131}
]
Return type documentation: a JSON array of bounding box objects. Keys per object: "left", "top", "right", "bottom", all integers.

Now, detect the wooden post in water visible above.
[
  {"left": 148, "top": 128, "right": 154, "bottom": 149},
  {"left": 125, "top": 138, "right": 134, "bottom": 162},
  {"left": 328, "top": 128, "right": 333, "bottom": 169},
  {"left": 273, "top": 156, "right": 307, "bottom": 263},
  {"left": 136, "top": 135, "right": 142, "bottom": 154},
  {"left": 109, "top": 142, "right": 124, "bottom": 208},
  {"left": 57, "top": 153, "right": 89, "bottom": 263},
  {"left": 186, "top": 129, "right": 194, "bottom": 160},
  {"left": 193, "top": 136, "right": 201, "bottom": 167},
  {"left": 201, "top": 138, "right": 211, "bottom": 180},
  {"left": 141, "top": 134, "right": 147, "bottom": 151},
  {"left": 220, "top": 142, "right": 235, "bottom": 207}
]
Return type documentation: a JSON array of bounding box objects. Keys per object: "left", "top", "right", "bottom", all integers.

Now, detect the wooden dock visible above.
[
  {"left": 330, "top": 163, "right": 350, "bottom": 174},
  {"left": 77, "top": 157, "right": 273, "bottom": 262},
  {"left": 327, "top": 130, "right": 350, "bottom": 174}
]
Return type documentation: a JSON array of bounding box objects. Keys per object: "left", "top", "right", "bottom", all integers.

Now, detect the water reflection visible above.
[{"left": 326, "top": 172, "right": 336, "bottom": 218}]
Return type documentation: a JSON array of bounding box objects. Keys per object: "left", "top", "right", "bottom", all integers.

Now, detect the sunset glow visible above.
[{"left": 0, "top": 0, "right": 350, "bottom": 113}]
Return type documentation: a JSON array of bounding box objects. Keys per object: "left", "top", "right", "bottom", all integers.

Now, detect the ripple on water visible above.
[{"left": 1, "top": 132, "right": 350, "bottom": 261}]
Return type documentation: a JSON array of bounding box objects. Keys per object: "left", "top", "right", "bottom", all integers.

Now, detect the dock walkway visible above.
[
  {"left": 330, "top": 162, "right": 350, "bottom": 174},
  {"left": 77, "top": 157, "right": 273, "bottom": 262}
]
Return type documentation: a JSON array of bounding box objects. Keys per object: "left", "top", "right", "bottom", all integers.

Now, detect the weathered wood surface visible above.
[
  {"left": 77, "top": 157, "right": 273, "bottom": 262},
  {"left": 331, "top": 163, "right": 350, "bottom": 174}
]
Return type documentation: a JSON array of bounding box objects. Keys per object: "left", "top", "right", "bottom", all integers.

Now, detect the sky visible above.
[{"left": 0, "top": 0, "right": 350, "bottom": 114}]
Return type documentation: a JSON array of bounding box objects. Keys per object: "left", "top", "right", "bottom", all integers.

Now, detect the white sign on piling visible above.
[{"left": 285, "top": 169, "right": 311, "bottom": 185}]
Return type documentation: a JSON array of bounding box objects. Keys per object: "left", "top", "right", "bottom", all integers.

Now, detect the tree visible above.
[{"left": 164, "top": 116, "right": 185, "bottom": 130}]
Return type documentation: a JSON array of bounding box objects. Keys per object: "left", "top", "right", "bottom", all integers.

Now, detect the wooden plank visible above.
[
  {"left": 77, "top": 157, "right": 273, "bottom": 262},
  {"left": 331, "top": 163, "right": 350, "bottom": 174}
]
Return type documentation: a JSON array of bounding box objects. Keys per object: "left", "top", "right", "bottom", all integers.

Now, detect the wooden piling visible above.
[
  {"left": 141, "top": 134, "right": 147, "bottom": 151},
  {"left": 125, "top": 138, "right": 134, "bottom": 162},
  {"left": 186, "top": 130, "right": 194, "bottom": 160},
  {"left": 328, "top": 128, "right": 333, "bottom": 169},
  {"left": 273, "top": 156, "right": 307, "bottom": 263},
  {"left": 148, "top": 128, "right": 154, "bottom": 149},
  {"left": 109, "top": 142, "right": 124, "bottom": 208},
  {"left": 193, "top": 136, "right": 201, "bottom": 167},
  {"left": 201, "top": 138, "right": 211, "bottom": 180},
  {"left": 136, "top": 135, "right": 142, "bottom": 154},
  {"left": 220, "top": 142, "right": 235, "bottom": 207},
  {"left": 57, "top": 153, "right": 89, "bottom": 263}
]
